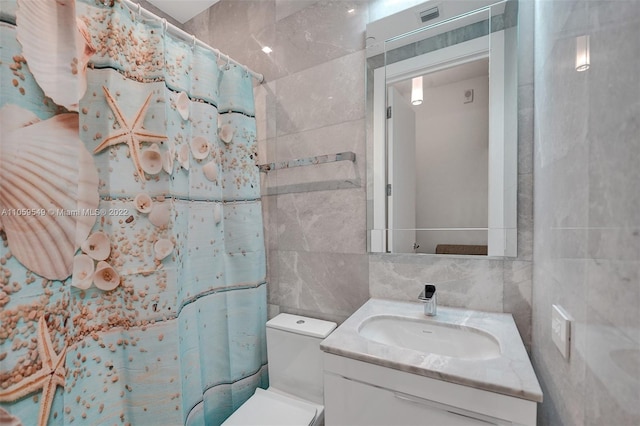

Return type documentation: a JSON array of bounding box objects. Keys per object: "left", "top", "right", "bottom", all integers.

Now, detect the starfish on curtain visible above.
[
  {"left": 94, "top": 86, "right": 167, "bottom": 181},
  {"left": 0, "top": 316, "right": 67, "bottom": 426}
]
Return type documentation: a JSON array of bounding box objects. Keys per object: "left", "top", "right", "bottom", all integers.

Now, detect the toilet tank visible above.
[{"left": 266, "top": 314, "right": 337, "bottom": 405}]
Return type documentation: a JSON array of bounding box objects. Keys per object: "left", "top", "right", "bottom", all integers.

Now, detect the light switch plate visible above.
[{"left": 551, "top": 304, "right": 572, "bottom": 360}]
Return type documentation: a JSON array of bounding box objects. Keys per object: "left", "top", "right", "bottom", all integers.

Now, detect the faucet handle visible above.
[
  {"left": 418, "top": 284, "right": 437, "bottom": 316},
  {"left": 418, "top": 284, "right": 436, "bottom": 300}
]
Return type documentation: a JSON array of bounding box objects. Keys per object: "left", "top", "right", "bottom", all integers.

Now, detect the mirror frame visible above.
[{"left": 366, "top": 0, "right": 518, "bottom": 257}]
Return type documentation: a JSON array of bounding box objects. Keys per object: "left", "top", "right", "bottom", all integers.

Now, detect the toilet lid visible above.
[{"left": 223, "top": 389, "right": 318, "bottom": 426}]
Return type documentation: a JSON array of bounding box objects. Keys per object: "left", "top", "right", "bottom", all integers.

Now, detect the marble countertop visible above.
[{"left": 320, "top": 298, "right": 543, "bottom": 402}]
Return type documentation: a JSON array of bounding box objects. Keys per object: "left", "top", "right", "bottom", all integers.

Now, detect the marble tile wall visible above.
[
  {"left": 185, "top": 0, "right": 535, "bottom": 342},
  {"left": 531, "top": 0, "right": 640, "bottom": 424},
  {"left": 185, "top": 0, "right": 371, "bottom": 324}
]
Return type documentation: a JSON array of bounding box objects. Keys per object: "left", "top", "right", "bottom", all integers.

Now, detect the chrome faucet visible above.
[{"left": 418, "top": 284, "right": 437, "bottom": 316}]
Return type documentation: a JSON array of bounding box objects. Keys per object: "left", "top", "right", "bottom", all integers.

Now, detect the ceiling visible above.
[
  {"left": 392, "top": 58, "right": 489, "bottom": 100},
  {"left": 145, "top": 0, "right": 219, "bottom": 24}
]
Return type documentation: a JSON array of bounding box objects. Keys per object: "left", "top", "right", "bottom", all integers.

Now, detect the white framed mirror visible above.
[{"left": 366, "top": 0, "right": 518, "bottom": 257}]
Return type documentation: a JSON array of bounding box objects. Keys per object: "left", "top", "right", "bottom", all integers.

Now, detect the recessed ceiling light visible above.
[
  {"left": 262, "top": 46, "right": 273, "bottom": 54},
  {"left": 347, "top": 8, "right": 356, "bottom": 14}
]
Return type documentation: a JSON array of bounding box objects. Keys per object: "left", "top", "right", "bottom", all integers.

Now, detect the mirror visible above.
[{"left": 366, "top": 0, "right": 518, "bottom": 256}]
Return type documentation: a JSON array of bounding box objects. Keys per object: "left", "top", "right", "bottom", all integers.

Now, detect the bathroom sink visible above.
[
  {"left": 358, "top": 315, "right": 501, "bottom": 360},
  {"left": 321, "top": 299, "right": 543, "bottom": 408}
]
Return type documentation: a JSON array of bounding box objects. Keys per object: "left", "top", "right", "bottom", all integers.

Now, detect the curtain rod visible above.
[{"left": 119, "top": 0, "right": 265, "bottom": 83}]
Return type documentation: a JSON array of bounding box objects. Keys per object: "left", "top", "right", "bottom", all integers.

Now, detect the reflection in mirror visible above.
[
  {"left": 390, "top": 59, "right": 490, "bottom": 254},
  {"left": 366, "top": 0, "right": 518, "bottom": 257}
]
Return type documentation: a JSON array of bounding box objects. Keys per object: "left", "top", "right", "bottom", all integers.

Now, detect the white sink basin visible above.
[{"left": 358, "top": 315, "right": 501, "bottom": 360}]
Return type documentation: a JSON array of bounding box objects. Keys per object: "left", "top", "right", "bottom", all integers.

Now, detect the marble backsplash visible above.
[{"left": 369, "top": 254, "right": 533, "bottom": 349}]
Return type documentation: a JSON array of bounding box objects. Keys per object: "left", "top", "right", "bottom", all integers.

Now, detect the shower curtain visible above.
[{"left": 0, "top": 1, "right": 267, "bottom": 425}]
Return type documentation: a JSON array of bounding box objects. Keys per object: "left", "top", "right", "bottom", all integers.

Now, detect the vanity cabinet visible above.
[
  {"left": 326, "top": 374, "right": 503, "bottom": 426},
  {"left": 323, "top": 353, "right": 537, "bottom": 426}
]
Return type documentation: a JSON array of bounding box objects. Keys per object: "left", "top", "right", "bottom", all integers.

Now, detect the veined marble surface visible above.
[{"left": 320, "top": 298, "right": 543, "bottom": 402}]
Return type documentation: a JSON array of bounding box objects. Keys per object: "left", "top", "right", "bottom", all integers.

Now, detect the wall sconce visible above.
[
  {"left": 575, "top": 35, "right": 590, "bottom": 72},
  {"left": 411, "top": 76, "right": 423, "bottom": 105}
]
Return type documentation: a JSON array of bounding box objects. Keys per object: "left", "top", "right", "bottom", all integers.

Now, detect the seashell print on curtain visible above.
[{"left": 0, "top": 0, "right": 267, "bottom": 425}]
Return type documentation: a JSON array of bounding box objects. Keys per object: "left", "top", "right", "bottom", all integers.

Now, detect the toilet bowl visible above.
[{"left": 222, "top": 313, "right": 336, "bottom": 426}]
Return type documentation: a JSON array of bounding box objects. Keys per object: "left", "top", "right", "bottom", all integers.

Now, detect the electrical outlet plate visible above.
[
  {"left": 464, "top": 89, "right": 474, "bottom": 104},
  {"left": 551, "top": 304, "right": 572, "bottom": 360}
]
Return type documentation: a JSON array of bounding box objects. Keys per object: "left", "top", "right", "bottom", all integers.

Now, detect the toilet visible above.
[{"left": 223, "top": 313, "right": 337, "bottom": 426}]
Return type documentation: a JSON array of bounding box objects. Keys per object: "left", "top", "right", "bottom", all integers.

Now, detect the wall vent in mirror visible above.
[{"left": 420, "top": 7, "right": 440, "bottom": 23}]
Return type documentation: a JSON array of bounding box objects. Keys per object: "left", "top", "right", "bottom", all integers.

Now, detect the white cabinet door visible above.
[{"left": 325, "top": 373, "right": 509, "bottom": 426}]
